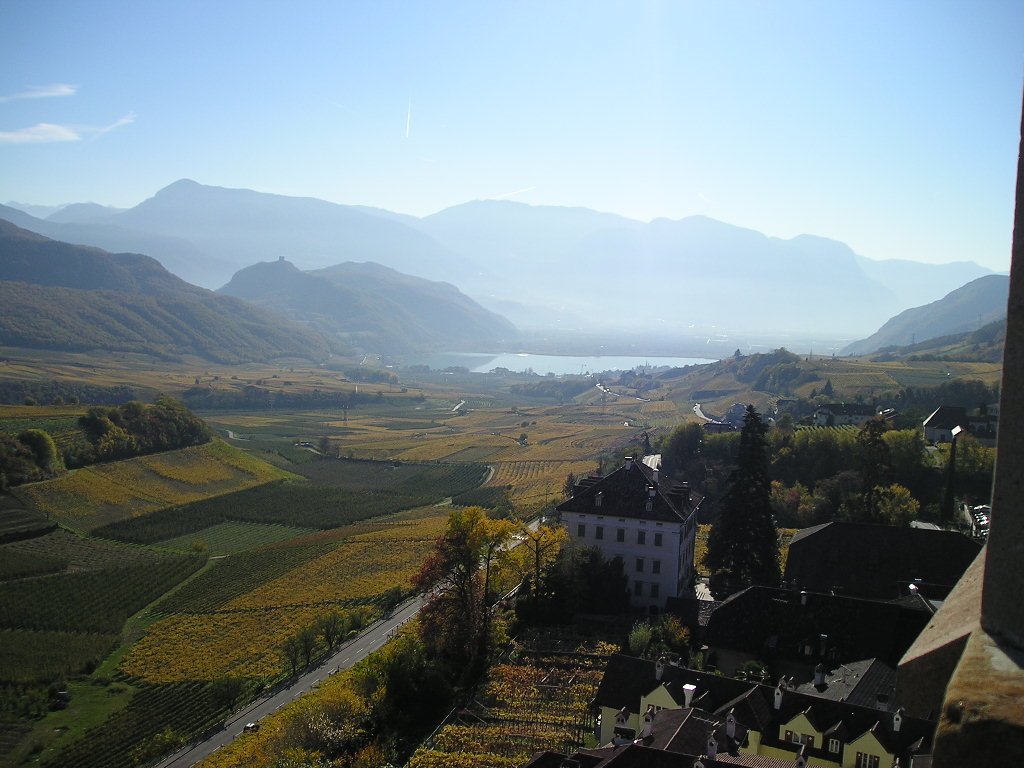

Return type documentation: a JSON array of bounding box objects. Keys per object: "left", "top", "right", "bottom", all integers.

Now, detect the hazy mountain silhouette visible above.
[
  {"left": 220, "top": 258, "right": 516, "bottom": 353},
  {"left": 841, "top": 274, "right": 1010, "bottom": 355},
  {"left": 6, "top": 183, "right": 995, "bottom": 339},
  {"left": 0, "top": 219, "right": 329, "bottom": 363},
  {"left": 46, "top": 202, "right": 125, "bottom": 223}
]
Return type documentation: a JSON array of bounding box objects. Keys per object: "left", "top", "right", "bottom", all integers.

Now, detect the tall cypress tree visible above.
[{"left": 706, "top": 405, "right": 780, "bottom": 598}]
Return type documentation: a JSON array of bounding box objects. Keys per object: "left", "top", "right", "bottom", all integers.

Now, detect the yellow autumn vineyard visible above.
[{"left": 122, "top": 606, "right": 328, "bottom": 683}]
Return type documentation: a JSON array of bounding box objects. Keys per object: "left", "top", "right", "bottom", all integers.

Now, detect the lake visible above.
[{"left": 400, "top": 352, "right": 716, "bottom": 376}]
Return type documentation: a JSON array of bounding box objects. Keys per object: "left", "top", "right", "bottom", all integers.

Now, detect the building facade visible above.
[{"left": 557, "top": 456, "right": 699, "bottom": 611}]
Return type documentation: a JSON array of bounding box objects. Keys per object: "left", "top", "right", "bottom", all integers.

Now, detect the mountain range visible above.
[
  {"left": 4, "top": 180, "right": 998, "bottom": 338},
  {"left": 0, "top": 220, "right": 330, "bottom": 363},
  {"left": 219, "top": 258, "right": 516, "bottom": 354},
  {"left": 0, "top": 218, "right": 515, "bottom": 361},
  {"left": 841, "top": 274, "right": 1010, "bottom": 356}
]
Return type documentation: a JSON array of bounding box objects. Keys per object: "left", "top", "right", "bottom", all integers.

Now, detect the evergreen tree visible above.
[{"left": 706, "top": 405, "right": 780, "bottom": 598}]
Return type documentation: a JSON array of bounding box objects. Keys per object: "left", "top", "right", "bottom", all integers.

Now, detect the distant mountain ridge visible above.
[
  {"left": 841, "top": 274, "right": 1010, "bottom": 355},
  {"left": 0, "top": 219, "right": 330, "bottom": 363},
  {"left": 219, "top": 258, "right": 517, "bottom": 353},
  {"left": 4, "top": 181, "right": 996, "bottom": 338}
]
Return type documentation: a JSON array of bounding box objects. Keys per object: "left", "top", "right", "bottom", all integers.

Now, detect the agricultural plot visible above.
[
  {"left": 40, "top": 681, "right": 234, "bottom": 768},
  {"left": 157, "top": 521, "right": 315, "bottom": 555},
  {"left": 121, "top": 605, "right": 330, "bottom": 683},
  {"left": 14, "top": 441, "right": 295, "bottom": 532},
  {"left": 97, "top": 461, "right": 486, "bottom": 543},
  {"left": 409, "top": 636, "right": 608, "bottom": 768},
  {"left": 487, "top": 460, "right": 596, "bottom": 513},
  {"left": 0, "top": 629, "right": 117, "bottom": 684}
]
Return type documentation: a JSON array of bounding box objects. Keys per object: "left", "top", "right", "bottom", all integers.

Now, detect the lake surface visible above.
[{"left": 400, "top": 352, "right": 716, "bottom": 375}]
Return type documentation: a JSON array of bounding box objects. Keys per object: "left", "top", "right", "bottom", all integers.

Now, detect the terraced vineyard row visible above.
[{"left": 408, "top": 637, "right": 610, "bottom": 768}]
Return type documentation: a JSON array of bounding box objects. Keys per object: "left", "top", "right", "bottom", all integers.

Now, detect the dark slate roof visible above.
[
  {"left": 701, "top": 586, "right": 930, "bottom": 666},
  {"left": 784, "top": 522, "right": 981, "bottom": 600},
  {"left": 557, "top": 457, "right": 696, "bottom": 523},
  {"left": 792, "top": 658, "right": 897, "bottom": 710},
  {"left": 923, "top": 405, "right": 967, "bottom": 430},
  {"left": 594, "top": 655, "right": 936, "bottom": 762}
]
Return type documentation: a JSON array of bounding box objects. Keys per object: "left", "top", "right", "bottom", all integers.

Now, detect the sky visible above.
[{"left": 0, "top": 1, "right": 1021, "bottom": 271}]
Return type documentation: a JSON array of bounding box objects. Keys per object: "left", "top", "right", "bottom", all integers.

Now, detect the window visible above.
[
  {"left": 636, "top": 558, "right": 644, "bottom": 573},
  {"left": 595, "top": 525, "right": 603, "bottom": 540},
  {"left": 637, "top": 530, "right": 646, "bottom": 545},
  {"left": 654, "top": 532, "right": 663, "bottom": 546},
  {"left": 790, "top": 731, "right": 801, "bottom": 744},
  {"left": 634, "top": 581, "right": 643, "bottom": 596},
  {"left": 616, "top": 528, "right": 625, "bottom": 542},
  {"left": 650, "top": 583, "right": 660, "bottom": 598},
  {"left": 803, "top": 735, "right": 815, "bottom": 748},
  {"left": 652, "top": 560, "right": 661, "bottom": 574},
  {"left": 856, "top": 753, "right": 879, "bottom": 768},
  {"left": 828, "top": 739, "right": 840, "bottom": 754},
  {"left": 577, "top": 524, "right": 586, "bottom": 538}
]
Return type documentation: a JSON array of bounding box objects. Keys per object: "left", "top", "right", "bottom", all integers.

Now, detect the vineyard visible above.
[
  {"left": 13, "top": 441, "right": 295, "bottom": 532},
  {"left": 408, "top": 634, "right": 612, "bottom": 768},
  {"left": 93, "top": 460, "right": 487, "bottom": 544}
]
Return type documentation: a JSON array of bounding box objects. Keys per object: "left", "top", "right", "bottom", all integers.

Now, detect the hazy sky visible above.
[{"left": 1, "top": 1, "right": 1021, "bottom": 270}]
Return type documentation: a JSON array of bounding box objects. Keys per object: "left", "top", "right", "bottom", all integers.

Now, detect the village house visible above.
[
  {"left": 812, "top": 403, "right": 878, "bottom": 427},
  {"left": 783, "top": 522, "right": 980, "bottom": 601},
  {"left": 698, "top": 586, "right": 931, "bottom": 691},
  {"left": 587, "top": 655, "right": 936, "bottom": 768},
  {"left": 922, "top": 405, "right": 998, "bottom": 445},
  {"left": 557, "top": 456, "right": 699, "bottom": 611}
]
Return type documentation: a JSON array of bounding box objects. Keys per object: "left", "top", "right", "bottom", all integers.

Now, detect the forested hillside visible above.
[{"left": 0, "top": 220, "right": 330, "bottom": 363}]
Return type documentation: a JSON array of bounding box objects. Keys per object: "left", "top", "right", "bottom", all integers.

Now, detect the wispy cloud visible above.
[
  {"left": 0, "top": 83, "right": 77, "bottom": 103},
  {"left": 86, "top": 112, "right": 136, "bottom": 142},
  {"left": 0, "top": 112, "right": 136, "bottom": 145},
  {"left": 493, "top": 186, "right": 537, "bottom": 199},
  {"left": 0, "top": 123, "right": 80, "bottom": 144}
]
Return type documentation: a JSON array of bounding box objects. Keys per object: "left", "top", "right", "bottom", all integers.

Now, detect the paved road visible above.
[
  {"left": 693, "top": 403, "right": 711, "bottom": 421},
  {"left": 155, "top": 597, "right": 424, "bottom": 768}
]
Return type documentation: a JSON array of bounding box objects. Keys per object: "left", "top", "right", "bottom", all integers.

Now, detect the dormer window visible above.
[
  {"left": 828, "top": 738, "right": 840, "bottom": 754},
  {"left": 595, "top": 492, "right": 603, "bottom": 508}
]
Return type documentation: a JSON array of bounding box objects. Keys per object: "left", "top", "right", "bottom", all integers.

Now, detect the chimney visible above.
[
  {"left": 595, "top": 491, "right": 603, "bottom": 508},
  {"left": 800, "top": 590, "right": 808, "bottom": 606},
  {"left": 774, "top": 684, "right": 784, "bottom": 710},
  {"left": 706, "top": 733, "right": 718, "bottom": 759},
  {"left": 819, "top": 633, "right": 828, "bottom": 656},
  {"left": 655, "top": 656, "right": 666, "bottom": 681},
  {"left": 653, "top": 468, "right": 659, "bottom": 483},
  {"left": 894, "top": 707, "right": 904, "bottom": 733},
  {"left": 641, "top": 705, "right": 655, "bottom": 737},
  {"left": 682, "top": 683, "right": 697, "bottom": 707},
  {"left": 726, "top": 712, "right": 736, "bottom": 739},
  {"left": 814, "top": 663, "right": 826, "bottom": 687},
  {"left": 624, "top": 456, "right": 634, "bottom": 471}
]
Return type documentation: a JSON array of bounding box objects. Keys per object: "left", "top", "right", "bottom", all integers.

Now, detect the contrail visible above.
[
  {"left": 405, "top": 99, "right": 411, "bottom": 139},
  {"left": 494, "top": 186, "right": 536, "bottom": 199}
]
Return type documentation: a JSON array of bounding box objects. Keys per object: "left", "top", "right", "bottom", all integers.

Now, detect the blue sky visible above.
[{"left": 1, "top": 1, "right": 1021, "bottom": 270}]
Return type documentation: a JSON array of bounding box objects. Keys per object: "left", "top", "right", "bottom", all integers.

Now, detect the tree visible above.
[
  {"left": 562, "top": 472, "right": 577, "bottom": 500},
  {"left": 822, "top": 378, "right": 834, "bottom": 397},
  {"left": 17, "top": 429, "right": 63, "bottom": 473},
  {"left": 281, "top": 635, "right": 301, "bottom": 677},
  {"left": 318, "top": 611, "right": 347, "bottom": 650},
  {"left": 875, "top": 483, "right": 920, "bottom": 526},
  {"left": 628, "top": 621, "right": 652, "bottom": 656},
  {"left": 506, "top": 523, "right": 568, "bottom": 605},
  {"left": 857, "top": 417, "right": 891, "bottom": 522},
  {"left": 413, "top": 507, "right": 515, "bottom": 679},
  {"left": 706, "top": 406, "right": 780, "bottom": 598},
  {"left": 298, "top": 627, "right": 318, "bottom": 668}
]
